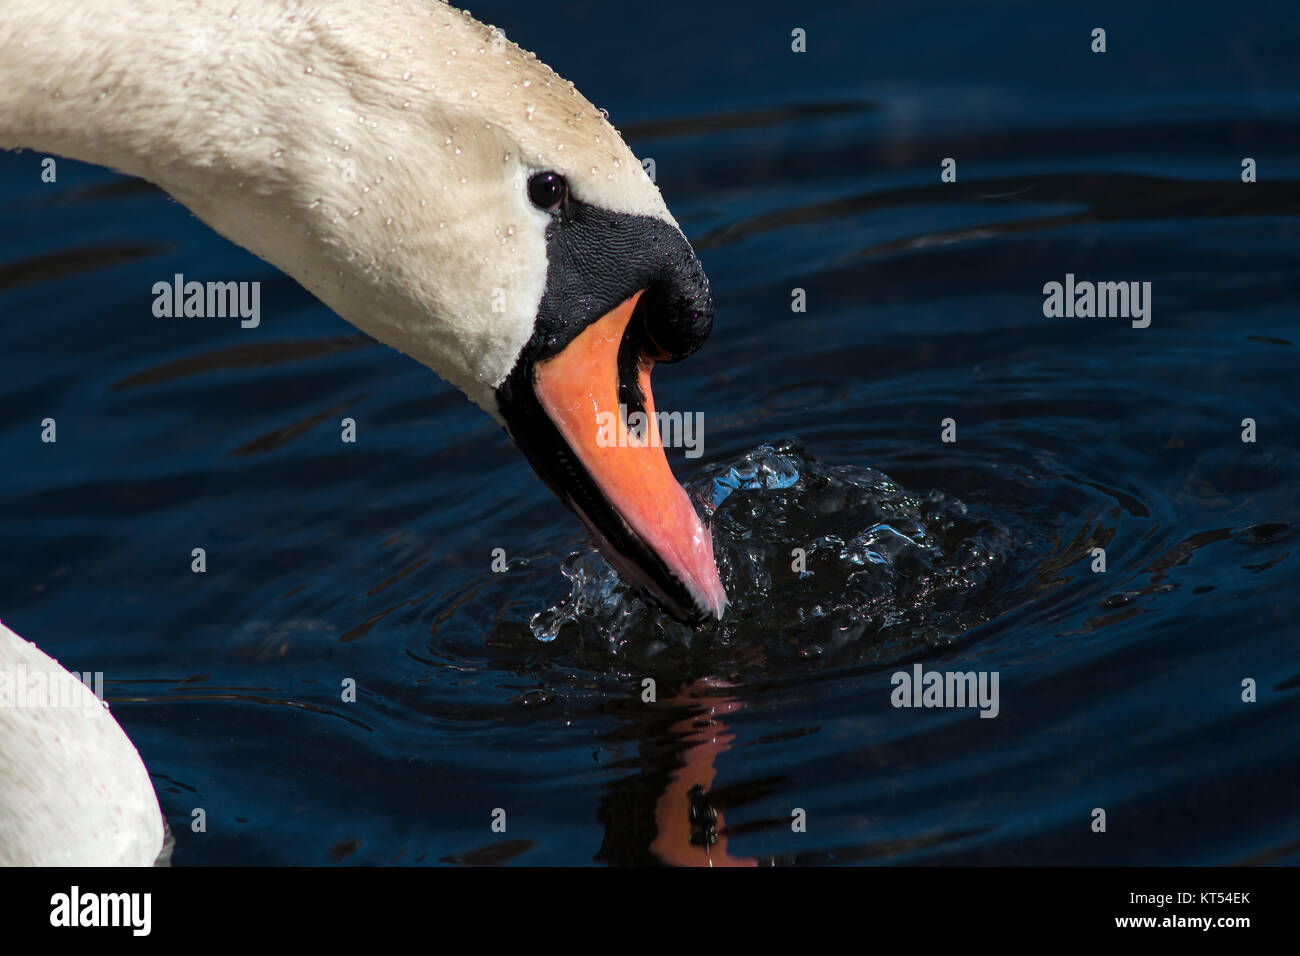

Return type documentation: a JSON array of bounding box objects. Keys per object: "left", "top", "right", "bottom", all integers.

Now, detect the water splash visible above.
[{"left": 530, "top": 439, "right": 1016, "bottom": 663}]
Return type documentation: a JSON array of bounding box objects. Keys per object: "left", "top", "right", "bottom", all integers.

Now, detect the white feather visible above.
[{"left": 0, "top": 623, "right": 163, "bottom": 865}]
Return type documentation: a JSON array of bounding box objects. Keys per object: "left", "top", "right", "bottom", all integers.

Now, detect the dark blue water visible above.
[{"left": 2, "top": 0, "right": 1298, "bottom": 865}]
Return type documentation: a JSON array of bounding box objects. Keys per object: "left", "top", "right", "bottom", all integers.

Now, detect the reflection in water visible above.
[{"left": 649, "top": 679, "right": 755, "bottom": 867}]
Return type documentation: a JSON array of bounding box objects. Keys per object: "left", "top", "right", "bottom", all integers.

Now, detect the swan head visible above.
[
  {"left": 436, "top": 24, "right": 727, "bottom": 623},
  {"left": 465, "top": 47, "right": 726, "bottom": 624},
  {"left": 105, "top": 6, "right": 728, "bottom": 622},
  {"left": 309, "top": 10, "right": 727, "bottom": 622},
  {"left": 374, "top": 15, "right": 727, "bottom": 623},
  {"left": 493, "top": 170, "right": 725, "bottom": 625}
]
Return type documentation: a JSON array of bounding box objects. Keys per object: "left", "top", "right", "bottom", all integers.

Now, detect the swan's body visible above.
[
  {"left": 0, "top": 622, "right": 162, "bottom": 865},
  {"left": 1, "top": 0, "right": 726, "bottom": 865}
]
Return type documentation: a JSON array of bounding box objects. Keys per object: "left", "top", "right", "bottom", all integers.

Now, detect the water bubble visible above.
[{"left": 527, "top": 439, "right": 1015, "bottom": 664}]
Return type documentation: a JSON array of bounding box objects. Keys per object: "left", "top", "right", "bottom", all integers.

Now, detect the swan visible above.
[
  {"left": 0, "top": 0, "right": 727, "bottom": 865},
  {"left": 0, "top": 622, "right": 163, "bottom": 865}
]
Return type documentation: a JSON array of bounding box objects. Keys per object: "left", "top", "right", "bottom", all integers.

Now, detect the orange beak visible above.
[{"left": 532, "top": 291, "right": 728, "bottom": 621}]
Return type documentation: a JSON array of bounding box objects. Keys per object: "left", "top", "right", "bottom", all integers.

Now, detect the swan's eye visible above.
[{"left": 527, "top": 171, "right": 567, "bottom": 212}]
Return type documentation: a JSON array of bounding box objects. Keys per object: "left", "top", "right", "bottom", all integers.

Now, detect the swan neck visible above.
[{"left": 0, "top": 2, "right": 298, "bottom": 188}]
